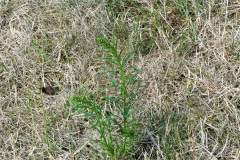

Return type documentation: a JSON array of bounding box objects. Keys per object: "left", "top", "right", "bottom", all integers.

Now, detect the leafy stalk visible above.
[{"left": 71, "top": 36, "right": 143, "bottom": 159}]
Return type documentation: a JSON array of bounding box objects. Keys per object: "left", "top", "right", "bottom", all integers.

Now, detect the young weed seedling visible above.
[{"left": 71, "top": 37, "right": 144, "bottom": 159}]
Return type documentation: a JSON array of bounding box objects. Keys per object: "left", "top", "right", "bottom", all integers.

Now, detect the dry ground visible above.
[{"left": 0, "top": 0, "right": 239, "bottom": 159}]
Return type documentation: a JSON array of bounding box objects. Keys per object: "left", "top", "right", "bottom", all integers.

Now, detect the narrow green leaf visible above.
[
  {"left": 125, "top": 75, "right": 135, "bottom": 85},
  {"left": 112, "top": 118, "right": 124, "bottom": 133},
  {"left": 103, "top": 96, "right": 119, "bottom": 103},
  {"left": 109, "top": 76, "right": 119, "bottom": 90},
  {"left": 127, "top": 92, "right": 139, "bottom": 104},
  {"left": 116, "top": 102, "right": 123, "bottom": 113},
  {"left": 129, "top": 85, "right": 145, "bottom": 94},
  {"left": 122, "top": 51, "right": 135, "bottom": 67},
  {"left": 125, "top": 65, "right": 139, "bottom": 71},
  {"left": 101, "top": 66, "right": 116, "bottom": 74},
  {"left": 100, "top": 57, "right": 114, "bottom": 63},
  {"left": 96, "top": 49, "right": 111, "bottom": 53},
  {"left": 124, "top": 104, "right": 131, "bottom": 119},
  {"left": 70, "top": 96, "right": 92, "bottom": 110},
  {"left": 129, "top": 107, "right": 143, "bottom": 116}
]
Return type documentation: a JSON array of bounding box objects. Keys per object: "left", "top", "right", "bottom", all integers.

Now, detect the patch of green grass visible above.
[
  {"left": 104, "top": 0, "right": 208, "bottom": 56},
  {"left": 132, "top": 104, "right": 194, "bottom": 159}
]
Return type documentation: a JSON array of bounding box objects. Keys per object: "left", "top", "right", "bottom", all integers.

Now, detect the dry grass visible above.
[{"left": 0, "top": 0, "right": 239, "bottom": 159}]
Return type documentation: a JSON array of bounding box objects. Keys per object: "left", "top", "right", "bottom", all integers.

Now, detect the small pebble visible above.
[{"left": 42, "top": 86, "right": 55, "bottom": 95}]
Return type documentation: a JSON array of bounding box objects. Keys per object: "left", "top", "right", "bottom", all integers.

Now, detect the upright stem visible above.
[{"left": 112, "top": 45, "right": 128, "bottom": 149}]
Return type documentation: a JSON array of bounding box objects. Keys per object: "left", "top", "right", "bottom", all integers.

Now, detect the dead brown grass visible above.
[{"left": 0, "top": 0, "right": 239, "bottom": 159}]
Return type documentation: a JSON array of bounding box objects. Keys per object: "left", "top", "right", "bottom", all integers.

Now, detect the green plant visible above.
[{"left": 70, "top": 37, "right": 144, "bottom": 159}]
